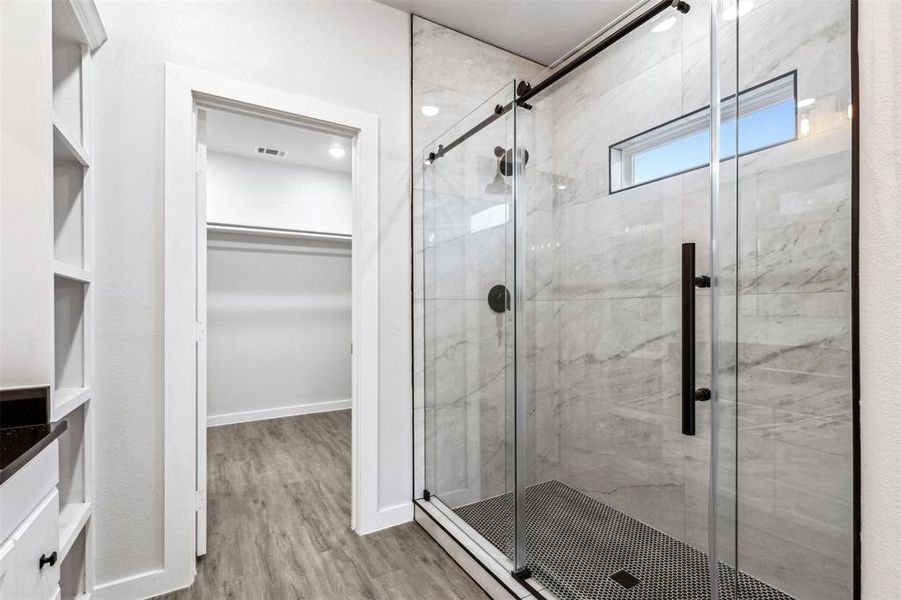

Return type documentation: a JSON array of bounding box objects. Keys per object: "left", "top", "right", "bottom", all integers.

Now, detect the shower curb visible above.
[{"left": 414, "top": 500, "right": 551, "bottom": 600}]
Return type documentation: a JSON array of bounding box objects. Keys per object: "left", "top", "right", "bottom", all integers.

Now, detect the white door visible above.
[{"left": 194, "top": 106, "right": 208, "bottom": 557}]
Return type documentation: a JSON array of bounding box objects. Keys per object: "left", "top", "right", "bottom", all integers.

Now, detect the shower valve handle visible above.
[{"left": 682, "top": 243, "right": 709, "bottom": 436}]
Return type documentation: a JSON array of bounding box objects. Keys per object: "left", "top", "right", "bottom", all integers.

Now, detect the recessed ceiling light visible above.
[
  {"left": 797, "top": 97, "right": 816, "bottom": 108},
  {"left": 328, "top": 145, "right": 346, "bottom": 159},
  {"left": 723, "top": 0, "right": 753, "bottom": 20},
  {"left": 421, "top": 105, "right": 440, "bottom": 117},
  {"left": 651, "top": 16, "right": 676, "bottom": 33},
  {"left": 557, "top": 184, "right": 567, "bottom": 191}
]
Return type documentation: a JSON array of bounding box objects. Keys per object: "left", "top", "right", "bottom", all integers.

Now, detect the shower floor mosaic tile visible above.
[{"left": 453, "top": 480, "right": 794, "bottom": 600}]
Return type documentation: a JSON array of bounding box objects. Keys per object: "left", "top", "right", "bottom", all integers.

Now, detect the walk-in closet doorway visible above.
[
  {"left": 195, "top": 104, "right": 356, "bottom": 555},
  {"left": 164, "top": 65, "right": 382, "bottom": 587}
]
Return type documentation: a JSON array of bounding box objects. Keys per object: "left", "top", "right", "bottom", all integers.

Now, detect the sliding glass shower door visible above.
[
  {"left": 504, "top": 3, "right": 745, "bottom": 595},
  {"left": 421, "top": 1, "right": 854, "bottom": 598},
  {"left": 421, "top": 5, "right": 742, "bottom": 596},
  {"left": 422, "top": 82, "right": 519, "bottom": 562}
]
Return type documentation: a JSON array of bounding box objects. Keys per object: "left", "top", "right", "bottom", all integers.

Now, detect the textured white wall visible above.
[
  {"left": 207, "top": 152, "right": 353, "bottom": 235},
  {"left": 91, "top": 0, "right": 410, "bottom": 591},
  {"left": 0, "top": 1, "right": 53, "bottom": 388},
  {"left": 206, "top": 232, "right": 351, "bottom": 421},
  {"left": 859, "top": 2, "right": 901, "bottom": 597}
]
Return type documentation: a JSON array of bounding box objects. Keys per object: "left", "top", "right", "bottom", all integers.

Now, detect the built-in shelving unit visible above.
[{"left": 50, "top": 1, "right": 106, "bottom": 598}]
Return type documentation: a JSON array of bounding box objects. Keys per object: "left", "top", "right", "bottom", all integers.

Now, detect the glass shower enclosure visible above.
[{"left": 420, "top": 0, "right": 854, "bottom": 598}]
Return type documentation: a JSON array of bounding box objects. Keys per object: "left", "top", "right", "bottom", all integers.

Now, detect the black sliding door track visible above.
[{"left": 426, "top": 0, "right": 689, "bottom": 162}]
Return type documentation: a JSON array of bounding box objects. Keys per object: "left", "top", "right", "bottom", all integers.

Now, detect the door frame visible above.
[
  {"left": 193, "top": 105, "right": 208, "bottom": 557},
  {"left": 163, "top": 63, "right": 380, "bottom": 591}
]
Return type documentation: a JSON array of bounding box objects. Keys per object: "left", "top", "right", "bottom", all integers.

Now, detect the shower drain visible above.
[{"left": 610, "top": 569, "right": 641, "bottom": 590}]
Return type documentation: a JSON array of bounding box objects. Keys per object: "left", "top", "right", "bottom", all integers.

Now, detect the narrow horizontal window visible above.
[{"left": 609, "top": 71, "right": 797, "bottom": 193}]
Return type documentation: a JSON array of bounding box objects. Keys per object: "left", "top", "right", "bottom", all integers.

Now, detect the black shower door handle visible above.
[{"left": 682, "top": 243, "right": 710, "bottom": 436}]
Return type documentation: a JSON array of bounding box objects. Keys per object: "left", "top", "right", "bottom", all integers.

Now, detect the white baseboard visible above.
[
  {"left": 356, "top": 501, "right": 414, "bottom": 535},
  {"left": 94, "top": 568, "right": 172, "bottom": 600},
  {"left": 207, "top": 399, "right": 351, "bottom": 427}
]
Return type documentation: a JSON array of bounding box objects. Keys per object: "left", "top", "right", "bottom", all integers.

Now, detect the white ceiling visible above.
[
  {"left": 205, "top": 108, "right": 353, "bottom": 173},
  {"left": 378, "top": 0, "right": 637, "bottom": 66}
]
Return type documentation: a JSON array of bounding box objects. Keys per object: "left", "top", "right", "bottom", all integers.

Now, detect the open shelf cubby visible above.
[
  {"left": 59, "top": 527, "right": 89, "bottom": 600},
  {"left": 54, "top": 277, "right": 86, "bottom": 392},
  {"left": 57, "top": 401, "right": 93, "bottom": 581},
  {"left": 53, "top": 36, "right": 84, "bottom": 147},
  {"left": 53, "top": 152, "right": 86, "bottom": 268}
]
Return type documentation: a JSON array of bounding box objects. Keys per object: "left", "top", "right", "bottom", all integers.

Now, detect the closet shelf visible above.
[
  {"left": 207, "top": 222, "right": 352, "bottom": 242},
  {"left": 58, "top": 501, "right": 92, "bottom": 562},
  {"left": 53, "top": 387, "right": 92, "bottom": 420},
  {"left": 54, "top": 261, "right": 93, "bottom": 284},
  {"left": 53, "top": 119, "right": 91, "bottom": 167}
]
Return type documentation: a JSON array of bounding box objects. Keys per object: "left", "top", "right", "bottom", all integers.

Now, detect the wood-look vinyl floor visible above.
[{"left": 157, "top": 411, "right": 488, "bottom": 600}]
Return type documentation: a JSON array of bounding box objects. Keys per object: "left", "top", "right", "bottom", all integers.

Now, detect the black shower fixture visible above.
[
  {"left": 495, "top": 145, "right": 529, "bottom": 177},
  {"left": 671, "top": 0, "right": 691, "bottom": 14}
]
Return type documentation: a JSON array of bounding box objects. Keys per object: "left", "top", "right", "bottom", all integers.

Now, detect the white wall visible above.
[
  {"left": 206, "top": 232, "right": 351, "bottom": 424},
  {"left": 91, "top": 1, "right": 411, "bottom": 594},
  {"left": 859, "top": 2, "right": 901, "bottom": 597},
  {"left": 207, "top": 151, "right": 352, "bottom": 235},
  {"left": 205, "top": 151, "right": 353, "bottom": 424},
  {"left": 0, "top": 1, "right": 53, "bottom": 389}
]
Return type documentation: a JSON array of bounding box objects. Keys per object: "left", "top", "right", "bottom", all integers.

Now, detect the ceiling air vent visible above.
[{"left": 256, "top": 146, "right": 286, "bottom": 158}]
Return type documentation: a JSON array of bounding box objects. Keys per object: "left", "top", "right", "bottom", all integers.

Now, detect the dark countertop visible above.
[{"left": 0, "top": 421, "right": 67, "bottom": 485}]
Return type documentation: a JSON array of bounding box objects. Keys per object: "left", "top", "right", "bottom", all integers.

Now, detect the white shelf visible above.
[
  {"left": 54, "top": 261, "right": 93, "bottom": 284},
  {"left": 53, "top": 387, "right": 92, "bottom": 420},
  {"left": 58, "top": 502, "right": 92, "bottom": 562},
  {"left": 53, "top": 119, "right": 91, "bottom": 167},
  {"left": 51, "top": 3, "right": 103, "bottom": 597},
  {"left": 52, "top": 0, "right": 108, "bottom": 52}
]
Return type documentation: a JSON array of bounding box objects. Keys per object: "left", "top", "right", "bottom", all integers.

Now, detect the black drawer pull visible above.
[{"left": 39, "top": 551, "right": 57, "bottom": 569}]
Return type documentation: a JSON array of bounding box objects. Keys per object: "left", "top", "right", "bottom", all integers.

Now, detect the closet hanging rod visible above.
[{"left": 207, "top": 222, "right": 351, "bottom": 242}]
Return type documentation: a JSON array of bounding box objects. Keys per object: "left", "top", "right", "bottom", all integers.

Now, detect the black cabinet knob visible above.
[{"left": 39, "top": 551, "right": 57, "bottom": 569}]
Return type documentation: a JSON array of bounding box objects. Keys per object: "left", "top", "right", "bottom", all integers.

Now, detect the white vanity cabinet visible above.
[
  {"left": 0, "top": 443, "right": 61, "bottom": 600},
  {"left": 10, "top": 491, "right": 61, "bottom": 600}
]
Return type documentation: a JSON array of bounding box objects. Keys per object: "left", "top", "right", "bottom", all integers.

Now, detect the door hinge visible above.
[
  {"left": 194, "top": 321, "right": 206, "bottom": 342},
  {"left": 195, "top": 488, "right": 206, "bottom": 511}
]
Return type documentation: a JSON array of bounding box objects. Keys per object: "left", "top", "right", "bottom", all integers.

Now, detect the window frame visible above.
[{"left": 609, "top": 70, "right": 799, "bottom": 194}]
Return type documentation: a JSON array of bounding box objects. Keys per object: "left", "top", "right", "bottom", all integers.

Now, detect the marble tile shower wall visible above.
[
  {"left": 412, "top": 16, "right": 544, "bottom": 505},
  {"left": 732, "top": 2, "right": 853, "bottom": 598},
  {"left": 526, "top": 0, "right": 852, "bottom": 598}
]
